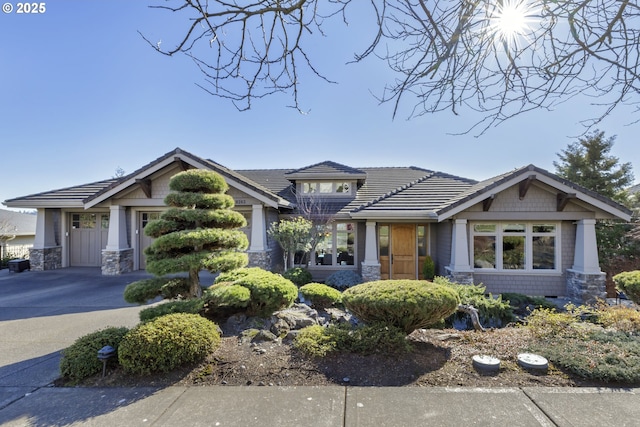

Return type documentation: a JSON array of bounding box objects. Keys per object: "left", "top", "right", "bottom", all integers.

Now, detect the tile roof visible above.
[
  {"left": 4, "top": 179, "right": 120, "bottom": 207},
  {"left": 3, "top": 148, "right": 631, "bottom": 221}
]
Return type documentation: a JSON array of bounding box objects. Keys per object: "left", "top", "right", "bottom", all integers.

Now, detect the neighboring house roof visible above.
[
  {"left": 629, "top": 183, "right": 640, "bottom": 195},
  {"left": 0, "top": 209, "right": 37, "bottom": 237}
]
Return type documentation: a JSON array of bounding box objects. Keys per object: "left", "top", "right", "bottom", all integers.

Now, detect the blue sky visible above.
[{"left": 1, "top": 1, "right": 638, "bottom": 207}]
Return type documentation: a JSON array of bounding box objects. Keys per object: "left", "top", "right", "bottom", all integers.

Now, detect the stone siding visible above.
[
  {"left": 248, "top": 250, "right": 272, "bottom": 270},
  {"left": 29, "top": 247, "right": 62, "bottom": 270},
  {"left": 361, "top": 263, "right": 381, "bottom": 282},
  {"left": 566, "top": 269, "right": 606, "bottom": 303},
  {"left": 445, "top": 267, "right": 474, "bottom": 285},
  {"left": 101, "top": 249, "right": 134, "bottom": 275}
]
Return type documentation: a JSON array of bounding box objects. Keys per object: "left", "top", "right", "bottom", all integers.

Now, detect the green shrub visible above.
[
  {"left": 325, "top": 270, "right": 363, "bottom": 291},
  {"left": 139, "top": 299, "right": 205, "bottom": 322},
  {"left": 529, "top": 330, "right": 640, "bottom": 383},
  {"left": 59, "top": 327, "right": 129, "bottom": 383},
  {"left": 613, "top": 270, "right": 640, "bottom": 304},
  {"left": 282, "top": 267, "right": 313, "bottom": 287},
  {"left": 213, "top": 267, "right": 297, "bottom": 316},
  {"left": 422, "top": 255, "right": 435, "bottom": 280},
  {"left": 118, "top": 313, "right": 220, "bottom": 375},
  {"left": 432, "top": 277, "right": 515, "bottom": 328},
  {"left": 293, "top": 325, "right": 338, "bottom": 357},
  {"left": 500, "top": 292, "right": 557, "bottom": 313},
  {"left": 299, "top": 283, "right": 343, "bottom": 309},
  {"left": 342, "top": 280, "right": 460, "bottom": 334},
  {"left": 294, "top": 322, "right": 412, "bottom": 357},
  {"left": 595, "top": 303, "right": 640, "bottom": 334},
  {"left": 123, "top": 277, "right": 191, "bottom": 304},
  {"left": 525, "top": 307, "right": 579, "bottom": 339}
]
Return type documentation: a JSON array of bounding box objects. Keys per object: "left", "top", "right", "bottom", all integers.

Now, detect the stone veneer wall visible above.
[
  {"left": 361, "top": 263, "right": 381, "bottom": 282},
  {"left": 29, "top": 247, "right": 62, "bottom": 270},
  {"left": 248, "top": 250, "right": 272, "bottom": 270},
  {"left": 566, "top": 269, "right": 606, "bottom": 303},
  {"left": 101, "top": 249, "right": 134, "bottom": 275},
  {"left": 444, "top": 267, "right": 474, "bottom": 285}
]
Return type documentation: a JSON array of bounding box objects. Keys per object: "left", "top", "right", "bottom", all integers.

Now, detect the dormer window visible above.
[{"left": 302, "top": 182, "right": 352, "bottom": 195}]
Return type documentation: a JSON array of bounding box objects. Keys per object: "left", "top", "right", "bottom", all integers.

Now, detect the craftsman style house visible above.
[{"left": 4, "top": 148, "right": 632, "bottom": 302}]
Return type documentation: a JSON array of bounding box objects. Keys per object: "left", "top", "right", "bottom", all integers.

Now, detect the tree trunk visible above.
[
  {"left": 457, "top": 304, "right": 485, "bottom": 332},
  {"left": 189, "top": 268, "right": 202, "bottom": 298}
]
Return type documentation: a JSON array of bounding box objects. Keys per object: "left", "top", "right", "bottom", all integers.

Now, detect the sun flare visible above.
[{"left": 488, "top": 0, "right": 538, "bottom": 50}]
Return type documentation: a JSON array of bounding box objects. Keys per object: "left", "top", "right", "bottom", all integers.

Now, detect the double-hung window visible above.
[{"left": 472, "top": 222, "right": 559, "bottom": 272}]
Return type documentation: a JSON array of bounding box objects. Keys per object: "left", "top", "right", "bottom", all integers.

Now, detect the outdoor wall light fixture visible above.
[{"left": 97, "top": 345, "right": 116, "bottom": 377}]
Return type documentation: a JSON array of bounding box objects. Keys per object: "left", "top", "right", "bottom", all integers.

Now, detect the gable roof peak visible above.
[{"left": 284, "top": 160, "right": 367, "bottom": 181}]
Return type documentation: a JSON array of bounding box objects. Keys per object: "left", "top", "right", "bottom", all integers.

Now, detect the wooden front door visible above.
[{"left": 391, "top": 224, "right": 416, "bottom": 279}]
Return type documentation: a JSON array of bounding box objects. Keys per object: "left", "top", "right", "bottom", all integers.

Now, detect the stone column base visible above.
[
  {"left": 248, "top": 250, "right": 272, "bottom": 270},
  {"left": 29, "top": 247, "right": 62, "bottom": 271},
  {"left": 102, "top": 249, "right": 134, "bottom": 275},
  {"left": 566, "top": 269, "right": 606, "bottom": 304},
  {"left": 361, "top": 263, "right": 381, "bottom": 282},
  {"left": 445, "top": 267, "right": 474, "bottom": 285}
]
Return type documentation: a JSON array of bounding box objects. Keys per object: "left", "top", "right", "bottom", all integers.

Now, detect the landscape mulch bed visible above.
[{"left": 70, "top": 327, "right": 624, "bottom": 389}]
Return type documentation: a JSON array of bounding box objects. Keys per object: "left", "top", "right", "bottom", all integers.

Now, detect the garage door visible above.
[
  {"left": 139, "top": 212, "right": 160, "bottom": 269},
  {"left": 69, "top": 213, "right": 109, "bottom": 266}
]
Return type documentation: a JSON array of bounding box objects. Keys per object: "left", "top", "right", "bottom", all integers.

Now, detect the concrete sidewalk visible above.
[
  {"left": 0, "top": 385, "right": 639, "bottom": 426},
  {"left": 1, "top": 268, "right": 639, "bottom": 426}
]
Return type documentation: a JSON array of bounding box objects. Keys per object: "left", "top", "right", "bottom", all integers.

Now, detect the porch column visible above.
[
  {"left": 567, "top": 218, "right": 606, "bottom": 303},
  {"left": 30, "top": 208, "right": 61, "bottom": 270},
  {"left": 102, "top": 205, "right": 133, "bottom": 275},
  {"left": 247, "top": 204, "right": 270, "bottom": 269},
  {"left": 572, "top": 219, "right": 601, "bottom": 273},
  {"left": 33, "top": 208, "right": 57, "bottom": 248},
  {"left": 105, "top": 205, "right": 128, "bottom": 251},
  {"left": 446, "top": 219, "right": 473, "bottom": 284},
  {"left": 361, "top": 221, "right": 381, "bottom": 282},
  {"left": 249, "top": 204, "right": 266, "bottom": 251},
  {"left": 363, "top": 221, "right": 379, "bottom": 264}
]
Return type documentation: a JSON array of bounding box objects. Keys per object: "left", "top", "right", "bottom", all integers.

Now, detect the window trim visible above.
[{"left": 470, "top": 221, "right": 561, "bottom": 273}]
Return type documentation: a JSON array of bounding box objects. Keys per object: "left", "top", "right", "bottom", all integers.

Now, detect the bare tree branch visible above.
[{"left": 145, "top": 0, "right": 640, "bottom": 134}]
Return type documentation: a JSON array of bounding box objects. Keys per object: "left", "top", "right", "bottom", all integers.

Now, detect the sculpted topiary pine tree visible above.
[{"left": 125, "top": 170, "right": 249, "bottom": 302}]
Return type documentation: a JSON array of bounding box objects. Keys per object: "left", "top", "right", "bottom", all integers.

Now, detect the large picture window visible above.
[
  {"left": 472, "top": 222, "right": 558, "bottom": 272},
  {"left": 312, "top": 222, "right": 356, "bottom": 267}
]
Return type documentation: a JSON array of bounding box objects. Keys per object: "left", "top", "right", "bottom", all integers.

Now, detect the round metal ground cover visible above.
[
  {"left": 517, "top": 353, "right": 549, "bottom": 370},
  {"left": 472, "top": 355, "right": 501, "bottom": 371}
]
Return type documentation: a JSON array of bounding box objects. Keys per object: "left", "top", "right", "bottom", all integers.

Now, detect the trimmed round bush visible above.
[
  {"left": 59, "top": 327, "right": 129, "bottom": 383},
  {"left": 299, "top": 283, "right": 343, "bottom": 309},
  {"left": 118, "top": 313, "right": 220, "bottom": 375},
  {"left": 614, "top": 271, "right": 640, "bottom": 304},
  {"left": 324, "top": 270, "right": 363, "bottom": 291},
  {"left": 342, "top": 280, "right": 460, "bottom": 334},
  {"left": 169, "top": 169, "right": 228, "bottom": 193},
  {"left": 283, "top": 267, "right": 313, "bottom": 287},
  {"left": 212, "top": 268, "right": 297, "bottom": 316},
  {"left": 139, "top": 299, "right": 205, "bottom": 323}
]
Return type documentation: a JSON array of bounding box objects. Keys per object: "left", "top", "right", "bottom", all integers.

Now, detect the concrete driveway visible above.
[{"left": 0, "top": 268, "right": 167, "bottom": 407}]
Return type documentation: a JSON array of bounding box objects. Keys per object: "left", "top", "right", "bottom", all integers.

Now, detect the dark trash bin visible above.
[{"left": 8, "top": 259, "right": 30, "bottom": 273}]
